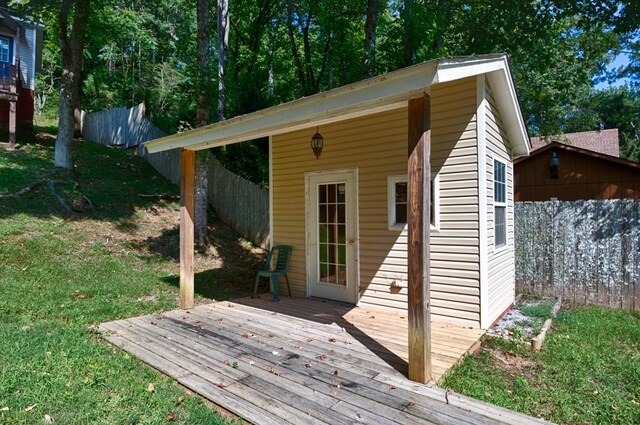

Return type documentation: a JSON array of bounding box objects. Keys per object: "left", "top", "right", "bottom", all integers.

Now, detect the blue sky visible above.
[{"left": 595, "top": 52, "right": 632, "bottom": 90}]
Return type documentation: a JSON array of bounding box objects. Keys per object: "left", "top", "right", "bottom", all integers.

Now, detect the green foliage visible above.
[
  {"left": 12, "top": 0, "right": 640, "bottom": 183},
  {"left": 566, "top": 86, "right": 640, "bottom": 161},
  {"left": 443, "top": 305, "right": 640, "bottom": 424}
]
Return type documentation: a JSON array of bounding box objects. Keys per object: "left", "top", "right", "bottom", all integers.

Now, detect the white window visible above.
[
  {"left": 494, "top": 159, "right": 507, "bottom": 249},
  {"left": 387, "top": 173, "right": 439, "bottom": 230},
  {"left": 0, "top": 37, "right": 9, "bottom": 63}
]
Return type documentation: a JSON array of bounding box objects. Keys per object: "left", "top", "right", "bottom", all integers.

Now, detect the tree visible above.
[
  {"left": 566, "top": 86, "right": 640, "bottom": 161},
  {"left": 194, "top": 0, "right": 212, "bottom": 248},
  {"left": 363, "top": 0, "right": 379, "bottom": 78},
  {"left": 216, "top": 0, "right": 229, "bottom": 121},
  {"left": 55, "top": 0, "right": 90, "bottom": 170}
]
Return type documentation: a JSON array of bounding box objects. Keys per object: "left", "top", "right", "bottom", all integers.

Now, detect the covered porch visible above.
[{"left": 99, "top": 297, "right": 544, "bottom": 424}]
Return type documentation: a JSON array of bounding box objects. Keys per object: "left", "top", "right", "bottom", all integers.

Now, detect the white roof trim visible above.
[{"left": 145, "top": 54, "right": 529, "bottom": 156}]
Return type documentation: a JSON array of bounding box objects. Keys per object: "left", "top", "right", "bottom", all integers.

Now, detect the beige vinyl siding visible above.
[
  {"left": 485, "top": 78, "right": 515, "bottom": 324},
  {"left": 272, "top": 107, "right": 408, "bottom": 309},
  {"left": 429, "top": 77, "right": 480, "bottom": 327},
  {"left": 271, "top": 76, "right": 481, "bottom": 327}
]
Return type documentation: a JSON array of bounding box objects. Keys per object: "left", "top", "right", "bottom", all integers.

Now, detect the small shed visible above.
[
  {"left": 145, "top": 54, "right": 530, "bottom": 382},
  {"left": 515, "top": 141, "right": 640, "bottom": 201}
]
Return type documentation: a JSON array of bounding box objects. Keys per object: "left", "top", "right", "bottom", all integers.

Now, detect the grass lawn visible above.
[
  {"left": 442, "top": 304, "right": 640, "bottom": 424},
  {"left": 0, "top": 131, "right": 265, "bottom": 424}
]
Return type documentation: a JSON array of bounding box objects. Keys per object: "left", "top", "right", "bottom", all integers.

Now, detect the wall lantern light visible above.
[
  {"left": 550, "top": 150, "right": 560, "bottom": 179},
  {"left": 311, "top": 126, "right": 324, "bottom": 159}
]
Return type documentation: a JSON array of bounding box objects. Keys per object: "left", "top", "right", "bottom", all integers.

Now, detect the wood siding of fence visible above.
[
  {"left": 207, "top": 157, "right": 269, "bottom": 248},
  {"left": 81, "top": 104, "right": 166, "bottom": 149},
  {"left": 515, "top": 200, "right": 640, "bottom": 310},
  {"left": 81, "top": 104, "right": 269, "bottom": 248}
]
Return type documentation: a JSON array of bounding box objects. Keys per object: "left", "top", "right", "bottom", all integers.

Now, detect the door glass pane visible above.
[{"left": 318, "top": 182, "right": 347, "bottom": 286}]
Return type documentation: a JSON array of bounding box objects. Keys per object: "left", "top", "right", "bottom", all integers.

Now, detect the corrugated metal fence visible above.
[
  {"left": 80, "top": 104, "right": 270, "bottom": 248},
  {"left": 515, "top": 200, "right": 640, "bottom": 310}
]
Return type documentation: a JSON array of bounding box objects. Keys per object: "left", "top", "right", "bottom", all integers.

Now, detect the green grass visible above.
[
  {"left": 442, "top": 305, "right": 640, "bottom": 424},
  {"left": 0, "top": 132, "right": 263, "bottom": 424}
]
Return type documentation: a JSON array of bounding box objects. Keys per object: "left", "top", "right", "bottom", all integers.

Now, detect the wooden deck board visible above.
[{"left": 99, "top": 297, "right": 548, "bottom": 425}]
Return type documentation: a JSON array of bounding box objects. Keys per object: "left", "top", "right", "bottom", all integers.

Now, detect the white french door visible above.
[{"left": 306, "top": 170, "right": 358, "bottom": 304}]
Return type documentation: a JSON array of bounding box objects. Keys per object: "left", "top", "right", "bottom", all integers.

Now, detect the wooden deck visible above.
[{"left": 99, "top": 297, "right": 547, "bottom": 424}]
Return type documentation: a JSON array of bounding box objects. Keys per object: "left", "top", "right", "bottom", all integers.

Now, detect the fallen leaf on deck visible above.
[
  {"left": 333, "top": 370, "right": 339, "bottom": 376},
  {"left": 223, "top": 359, "right": 230, "bottom": 365},
  {"left": 268, "top": 333, "right": 275, "bottom": 337},
  {"left": 389, "top": 385, "right": 396, "bottom": 390},
  {"left": 249, "top": 361, "right": 255, "bottom": 366},
  {"left": 316, "top": 354, "right": 327, "bottom": 361},
  {"left": 147, "top": 383, "right": 155, "bottom": 393},
  {"left": 306, "top": 338, "right": 313, "bottom": 342},
  {"left": 232, "top": 362, "right": 239, "bottom": 369},
  {"left": 217, "top": 383, "right": 226, "bottom": 389},
  {"left": 269, "top": 368, "right": 280, "bottom": 375},
  {"left": 25, "top": 404, "right": 37, "bottom": 412},
  {"left": 328, "top": 338, "right": 336, "bottom": 343},
  {"left": 304, "top": 362, "right": 312, "bottom": 368}
]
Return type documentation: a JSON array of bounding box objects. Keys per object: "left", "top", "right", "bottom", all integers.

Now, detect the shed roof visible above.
[
  {"left": 530, "top": 129, "right": 619, "bottom": 157},
  {"left": 514, "top": 141, "right": 639, "bottom": 169},
  {"left": 145, "top": 54, "right": 530, "bottom": 157}
]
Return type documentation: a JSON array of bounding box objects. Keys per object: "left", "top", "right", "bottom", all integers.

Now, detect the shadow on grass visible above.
[
  {"left": 131, "top": 217, "right": 266, "bottom": 301},
  {"left": 1, "top": 126, "right": 266, "bottom": 301},
  {"left": 0, "top": 127, "right": 178, "bottom": 227}
]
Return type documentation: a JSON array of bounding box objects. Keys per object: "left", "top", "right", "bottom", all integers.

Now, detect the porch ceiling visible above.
[
  {"left": 144, "top": 54, "right": 530, "bottom": 156},
  {"left": 99, "top": 297, "right": 547, "bottom": 425}
]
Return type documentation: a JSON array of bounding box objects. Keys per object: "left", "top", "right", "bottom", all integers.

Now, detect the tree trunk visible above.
[
  {"left": 402, "top": 0, "right": 414, "bottom": 67},
  {"left": 363, "top": 0, "right": 379, "bottom": 78},
  {"left": 433, "top": 0, "right": 449, "bottom": 54},
  {"left": 216, "top": 0, "right": 229, "bottom": 122},
  {"left": 55, "top": 0, "right": 90, "bottom": 170},
  {"left": 195, "top": 0, "right": 212, "bottom": 248}
]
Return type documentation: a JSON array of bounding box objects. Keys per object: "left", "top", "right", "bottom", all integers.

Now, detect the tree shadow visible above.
[{"left": 0, "top": 130, "right": 179, "bottom": 229}]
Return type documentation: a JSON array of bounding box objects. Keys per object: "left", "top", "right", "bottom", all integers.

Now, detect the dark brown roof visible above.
[{"left": 530, "top": 129, "right": 619, "bottom": 157}]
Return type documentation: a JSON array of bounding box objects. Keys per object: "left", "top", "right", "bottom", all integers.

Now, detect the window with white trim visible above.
[
  {"left": 387, "top": 174, "right": 440, "bottom": 230},
  {"left": 494, "top": 159, "right": 507, "bottom": 249},
  {"left": 0, "top": 37, "right": 9, "bottom": 63}
]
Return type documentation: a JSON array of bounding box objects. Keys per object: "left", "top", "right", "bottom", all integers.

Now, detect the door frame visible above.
[{"left": 304, "top": 168, "right": 360, "bottom": 305}]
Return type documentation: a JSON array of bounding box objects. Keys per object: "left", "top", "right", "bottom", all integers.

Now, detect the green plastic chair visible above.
[{"left": 252, "top": 245, "right": 292, "bottom": 302}]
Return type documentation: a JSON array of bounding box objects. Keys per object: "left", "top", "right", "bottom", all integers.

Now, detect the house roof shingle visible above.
[{"left": 530, "top": 129, "right": 619, "bottom": 157}]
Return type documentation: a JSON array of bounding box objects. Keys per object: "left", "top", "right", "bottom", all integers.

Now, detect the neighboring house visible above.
[
  {"left": 145, "top": 54, "right": 530, "bottom": 382},
  {"left": 530, "top": 128, "right": 620, "bottom": 157},
  {"left": 0, "top": 9, "right": 43, "bottom": 147},
  {"left": 515, "top": 141, "right": 640, "bottom": 201}
]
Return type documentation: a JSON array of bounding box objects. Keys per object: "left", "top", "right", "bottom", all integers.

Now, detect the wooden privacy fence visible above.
[
  {"left": 80, "top": 104, "right": 270, "bottom": 248},
  {"left": 515, "top": 200, "right": 640, "bottom": 310},
  {"left": 80, "top": 103, "right": 166, "bottom": 149},
  {"left": 207, "top": 156, "right": 269, "bottom": 248}
]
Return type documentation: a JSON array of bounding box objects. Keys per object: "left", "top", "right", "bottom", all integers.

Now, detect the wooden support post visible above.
[
  {"left": 407, "top": 95, "right": 431, "bottom": 383},
  {"left": 180, "top": 149, "right": 196, "bottom": 309},
  {"left": 8, "top": 100, "right": 16, "bottom": 149}
]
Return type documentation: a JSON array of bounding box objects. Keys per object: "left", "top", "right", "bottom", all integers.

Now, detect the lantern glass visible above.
[{"left": 311, "top": 128, "right": 324, "bottom": 159}]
